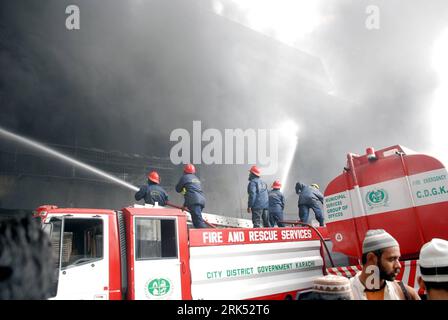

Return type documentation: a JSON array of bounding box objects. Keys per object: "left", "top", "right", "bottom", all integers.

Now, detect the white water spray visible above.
[
  {"left": 278, "top": 121, "right": 299, "bottom": 193},
  {"left": 0, "top": 126, "right": 139, "bottom": 192},
  {"left": 280, "top": 138, "right": 298, "bottom": 193}
]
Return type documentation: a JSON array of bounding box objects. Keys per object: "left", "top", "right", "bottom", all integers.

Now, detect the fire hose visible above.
[{"left": 281, "top": 220, "right": 335, "bottom": 269}]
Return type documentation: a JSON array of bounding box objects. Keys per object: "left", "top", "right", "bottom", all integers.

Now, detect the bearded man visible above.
[{"left": 350, "top": 229, "right": 420, "bottom": 300}]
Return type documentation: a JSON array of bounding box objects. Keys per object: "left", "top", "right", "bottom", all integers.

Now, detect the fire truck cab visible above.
[{"left": 38, "top": 205, "right": 327, "bottom": 300}]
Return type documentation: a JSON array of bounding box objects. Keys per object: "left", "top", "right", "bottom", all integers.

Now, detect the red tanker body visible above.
[{"left": 324, "top": 145, "right": 448, "bottom": 259}]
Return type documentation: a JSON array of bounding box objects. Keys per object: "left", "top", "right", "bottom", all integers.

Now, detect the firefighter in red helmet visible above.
[
  {"left": 135, "top": 171, "right": 169, "bottom": 206},
  {"left": 268, "top": 180, "right": 285, "bottom": 227},
  {"left": 247, "top": 165, "right": 271, "bottom": 228},
  {"left": 176, "top": 164, "right": 207, "bottom": 228}
]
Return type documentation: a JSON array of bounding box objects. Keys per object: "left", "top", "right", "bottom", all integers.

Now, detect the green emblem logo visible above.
[
  {"left": 147, "top": 278, "right": 171, "bottom": 297},
  {"left": 366, "top": 189, "right": 389, "bottom": 208}
]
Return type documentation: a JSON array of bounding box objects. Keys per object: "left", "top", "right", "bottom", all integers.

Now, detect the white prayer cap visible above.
[
  {"left": 419, "top": 238, "right": 448, "bottom": 283},
  {"left": 362, "top": 229, "right": 399, "bottom": 254}
]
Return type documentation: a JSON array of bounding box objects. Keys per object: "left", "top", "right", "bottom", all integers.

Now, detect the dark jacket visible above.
[
  {"left": 135, "top": 182, "right": 169, "bottom": 206},
  {"left": 295, "top": 182, "right": 324, "bottom": 206},
  {"left": 247, "top": 175, "right": 269, "bottom": 209},
  {"left": 269, "top": 189, "right": 285, "bottom": 213},
  {"left": 175, "top": 173, "right": 206, "bottom": 208}
]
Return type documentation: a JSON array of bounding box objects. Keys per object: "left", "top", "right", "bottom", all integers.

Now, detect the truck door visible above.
[
  {"left": 133, "top": 216, "right": 182, "bottom": 300},
  {"left": 46, "top": 215, "right": 110, "bottom": 299},
  {"left": 42, "top": 217, "right": 62, "bottom": 298}
]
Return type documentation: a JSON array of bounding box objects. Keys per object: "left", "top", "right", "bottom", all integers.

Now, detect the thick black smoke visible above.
[{"left": 1, "top": 0, "right": 448, "bottom": 218}]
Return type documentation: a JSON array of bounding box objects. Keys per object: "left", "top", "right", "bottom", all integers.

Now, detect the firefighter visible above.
[
  {"left": 295, "top": 181, "right": 325, "bottom": 226},
  {"left": 268, "top": 180, "right": 285, "bottom": 227},
  {"left": 247, "top": 165, "right": 270, "bottom": 228},
  {"left": 135, "top": 171, "right": 169, "bottom": 206},
  {"left": 175, "top": 164, "right": 207, "bottom": 228}
]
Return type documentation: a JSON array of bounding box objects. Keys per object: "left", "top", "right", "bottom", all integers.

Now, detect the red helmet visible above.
[
  {"left": 249, "top": 165, "right": 261, "bottom": 176},
  {"left": 272, "top": 180, "right": 281, "bottom": 189},
  {"left": 184, "top": 163, "right": 196, "bottom": 174},
  {"left": 147, "top": 171, "right": 160, "bottom": 184}
]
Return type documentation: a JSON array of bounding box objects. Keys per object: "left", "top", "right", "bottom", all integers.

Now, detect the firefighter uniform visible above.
[
  {"left": 295, "top": 182, "right": 325, "bottom": 226},
  {"left": 135, "top": 182, "right": 169, "bottom": 206},
  {"left": 135, "top": 171, "right": 169, "bottom": 206},
  {"left": 247, "top": 166, "right": 270, "bottom": 228},
  {"left": 268, "top": 187, "right": 285, "bottom": 227},
  {"left": 176, "top": 164, "right": 207, "bottom": 228}
]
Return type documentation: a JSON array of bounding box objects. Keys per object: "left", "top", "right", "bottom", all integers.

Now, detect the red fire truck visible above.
[
  {"left": 36, "top": 145, "right": 448, "bottom": 299},
  {"left": 37, "top": 205, "right": 329, "bottom": 300}
]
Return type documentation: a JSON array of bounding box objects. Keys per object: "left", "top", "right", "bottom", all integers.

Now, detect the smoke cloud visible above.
[{"left": 1, "top": 0, "right": 448, "bottom": 219}]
